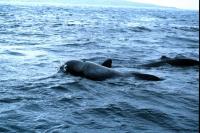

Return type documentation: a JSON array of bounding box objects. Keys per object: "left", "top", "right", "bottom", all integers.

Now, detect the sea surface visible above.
[{"left": 0, "top": 3, "right": 199, "bottom": 133}]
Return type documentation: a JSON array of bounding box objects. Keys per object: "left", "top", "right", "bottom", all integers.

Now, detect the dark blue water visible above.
[{"left": 0, "top": 3, "right": 199, "bottom": 133}]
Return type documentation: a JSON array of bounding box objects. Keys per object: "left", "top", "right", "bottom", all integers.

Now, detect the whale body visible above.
[
  {"left": 61, "top": 60, "right": 162, "bottom": 81},
  {"left": 142, "top": 56, "right": 199, "bottom": 68}
]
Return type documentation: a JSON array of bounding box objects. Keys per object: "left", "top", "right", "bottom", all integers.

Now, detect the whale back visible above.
[
  {"left": 83, "top": 61, "right": 121, "bottom": 80},
  {"left": 167, "top": 59, "right": 199, "bottom": 66}
]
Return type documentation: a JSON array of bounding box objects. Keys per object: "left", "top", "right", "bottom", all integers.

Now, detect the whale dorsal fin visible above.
[
  {"left": 160, "top": 56, "right": 171, "bottom": 61},
  {"left": 101, "top": 59, "right": 112, "bottom": 68}
]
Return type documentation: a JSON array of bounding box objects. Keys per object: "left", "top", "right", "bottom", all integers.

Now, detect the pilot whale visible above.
[
  {"left": 60, "top": 60, "right": 162, "bottom": 81},
  {"left": 142, "top": 55, "right": 199, "bottom": 67}
]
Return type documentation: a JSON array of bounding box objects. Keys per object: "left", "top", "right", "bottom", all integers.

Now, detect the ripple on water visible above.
[
  {"left": 172, "top": 25, "right": 199, "bottom": 32},
  {"left": 72, "top": 102, "right": 178, "bottom": 132},
  {"left": 166, "top": 35, "right": 199, "bottom": 44},
  {"left": 0, "top": 97, "right": 23, "bottom": 104},
  {"left": 0, "top": 126, "right": 10, "bottom": 133},
  {"left": 3, "top": 50, "right": 25, "bottom": 56},
  {"left": 128, "top": 26, "right": 152, "bottom": 32}
]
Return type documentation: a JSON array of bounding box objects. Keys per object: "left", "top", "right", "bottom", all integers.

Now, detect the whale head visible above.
[{"left": 63, "top": 60, "right": 85, "bottom": 76}]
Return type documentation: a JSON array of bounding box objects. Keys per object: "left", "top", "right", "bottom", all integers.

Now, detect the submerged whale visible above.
[
  {"left": 61, "top": 60, "right": 162, "bottom": 81},
  {"left": 142, "top": 55, "right": 199, "bottom": 68}
]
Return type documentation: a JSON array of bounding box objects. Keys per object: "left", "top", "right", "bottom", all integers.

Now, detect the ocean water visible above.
[{"left": 0, "top": 4, "right": 199, "bottom": 133}]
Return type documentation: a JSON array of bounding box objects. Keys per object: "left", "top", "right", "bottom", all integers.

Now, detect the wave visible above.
[
  {"left": 3, "top": 50, "right": 25, "bottom": 56},
  {"left": 128, "top": 26, "right": 152, "bottom": 32},
  {"left": 81, "top": 103, "right": 173, "bottom": 123},
  {"left": 0, "top": 97, "right": 23, "bottom": 103},
  {"left": 172, "top": 26, "right": 199, "bottom": 32},
  {"left": 167, "top": 36, "right": 199, "bottom": 43},
  {"left": 0, "top": 126, "right": 10, "bottom": 132}
]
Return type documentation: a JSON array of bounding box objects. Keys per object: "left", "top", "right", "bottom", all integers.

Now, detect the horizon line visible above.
[{"left": 0, "top": 1, "right": 198, "bottom": 11}]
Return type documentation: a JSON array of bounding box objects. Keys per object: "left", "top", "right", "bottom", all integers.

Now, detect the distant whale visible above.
[
  {"left": 142, "top": 55, "right": 199, "bottom": 67},
  {"left": 60, "top": 60, "right": 162, "bottom": 81}
]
